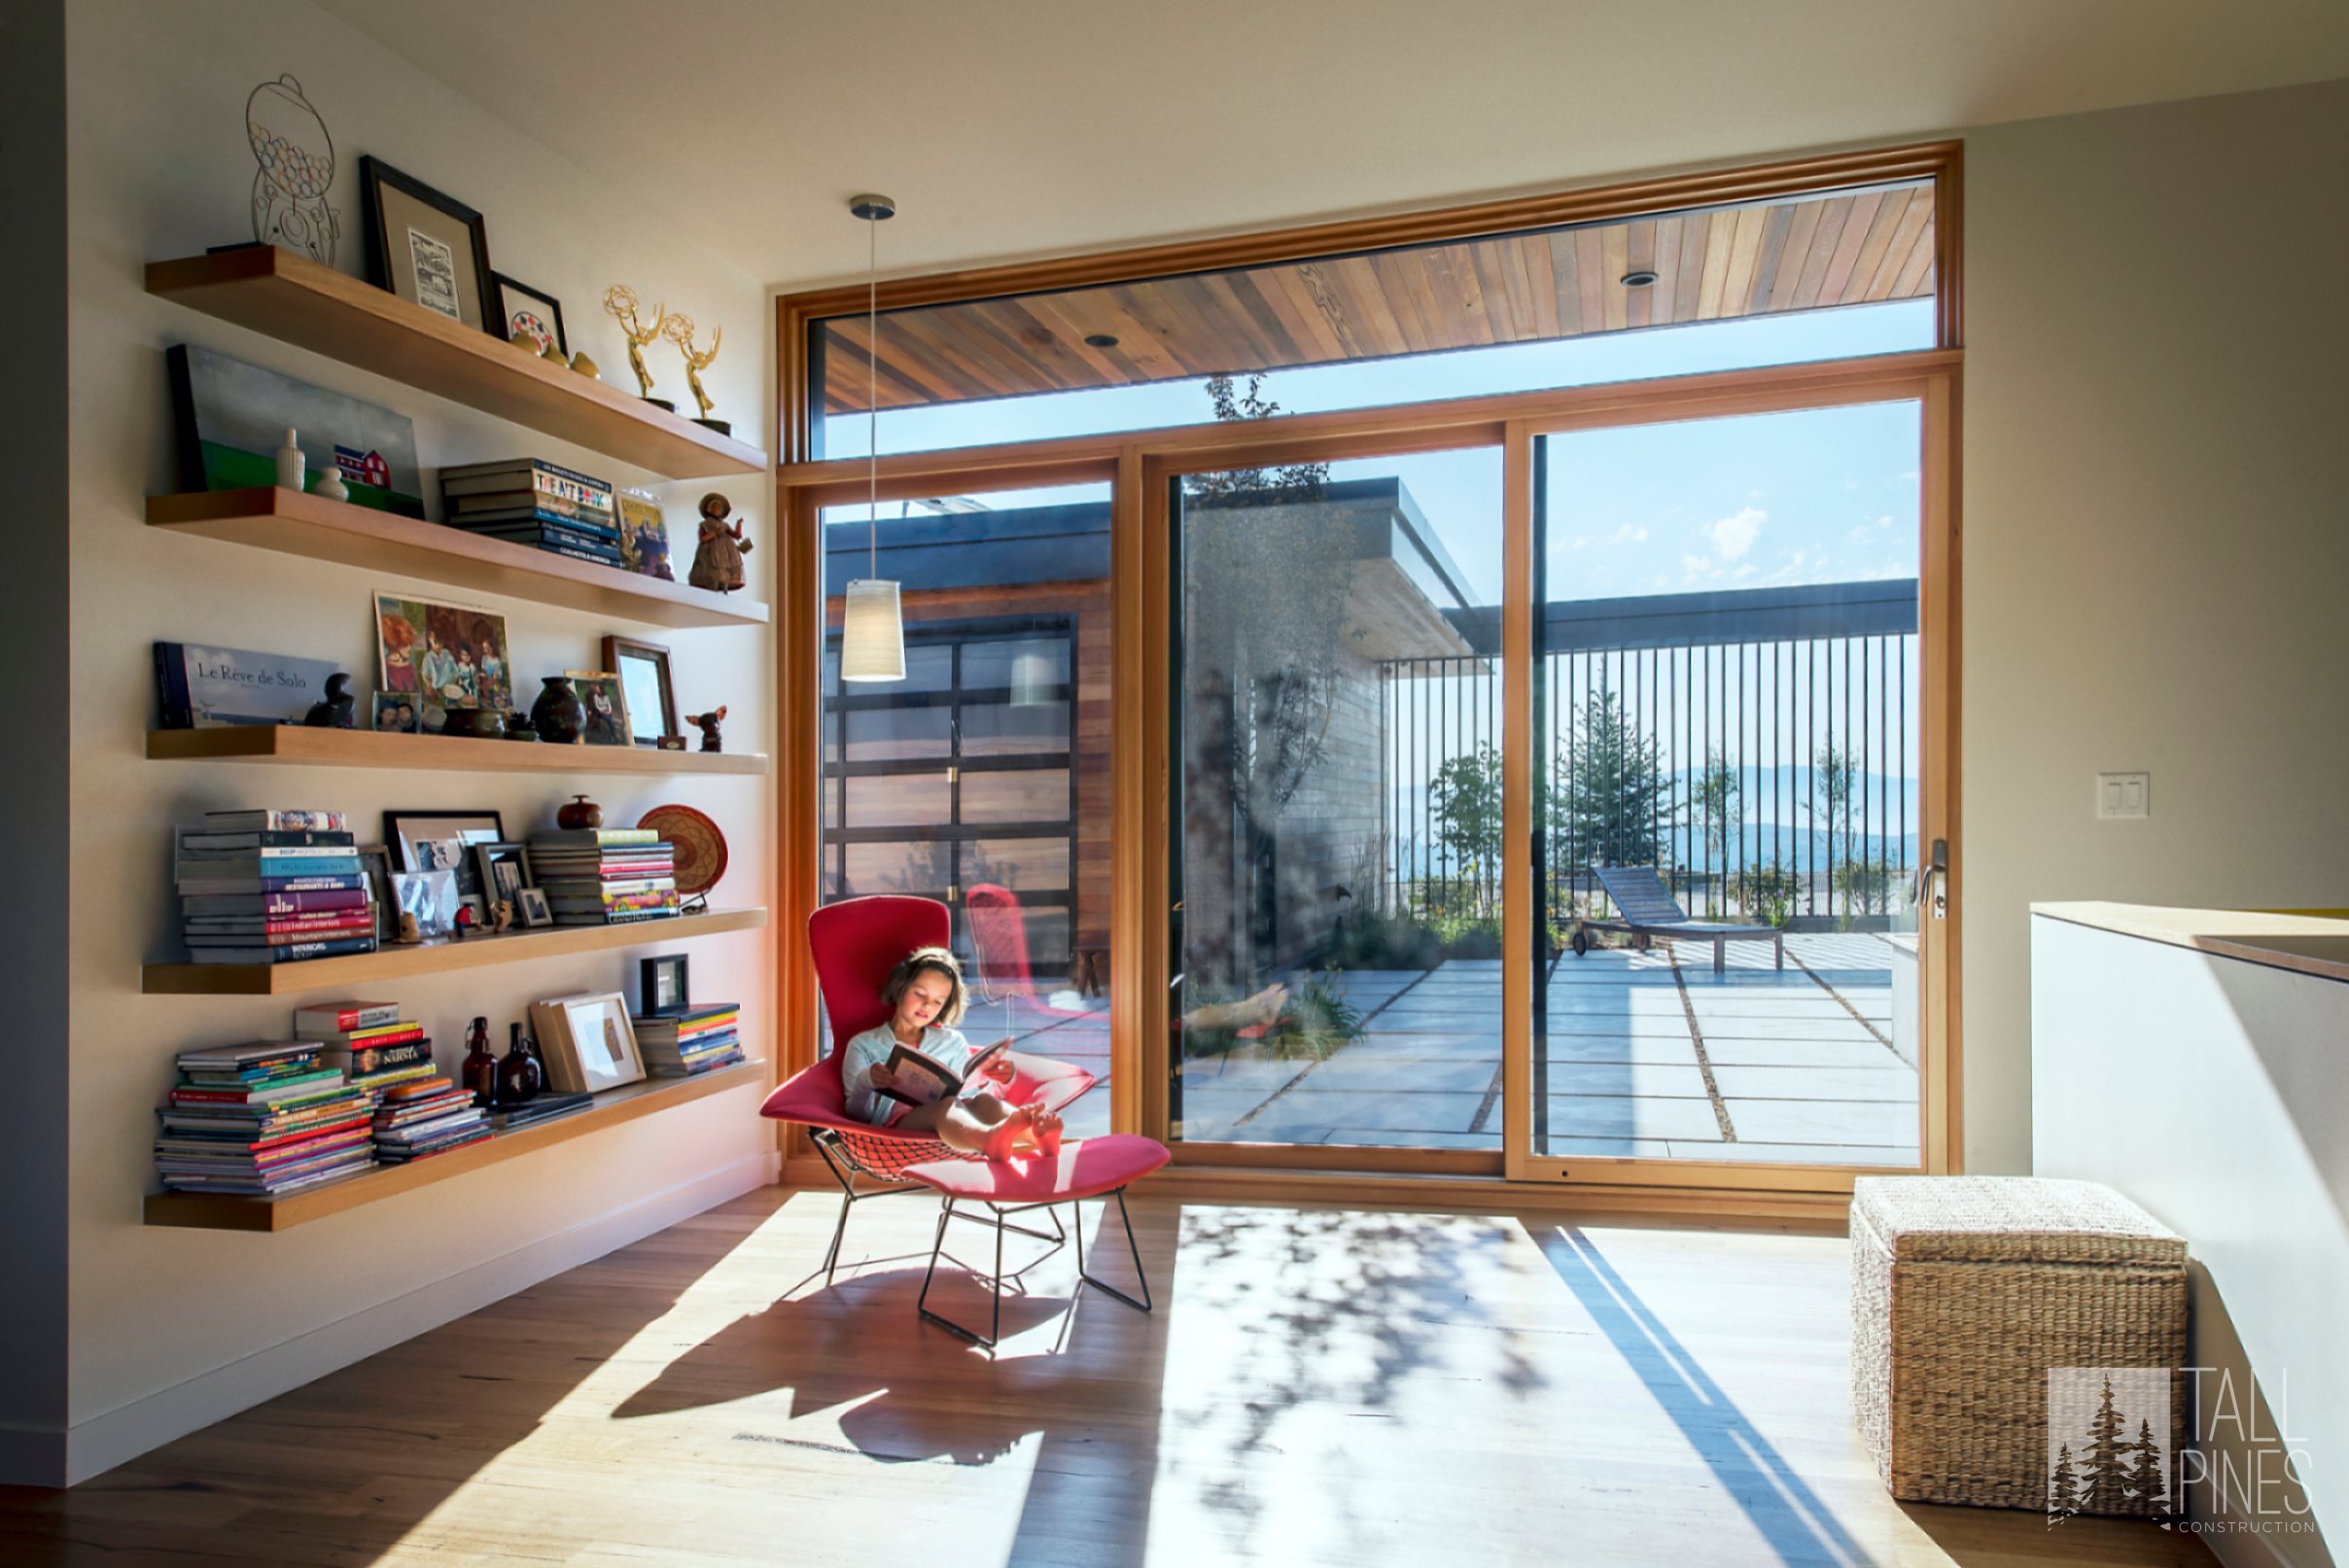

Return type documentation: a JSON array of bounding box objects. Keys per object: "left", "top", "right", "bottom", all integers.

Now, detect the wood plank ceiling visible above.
[{"left": 822, "top": 182, "right": 1936, "bottom": 412}]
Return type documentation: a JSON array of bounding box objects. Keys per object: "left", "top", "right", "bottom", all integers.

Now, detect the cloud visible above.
[
  {"left": 1702, "top": 505, "right": 1765, "bottom": 560},
  {"left": 1607, "top": 522, "right": 1649, "bottom": 544}
]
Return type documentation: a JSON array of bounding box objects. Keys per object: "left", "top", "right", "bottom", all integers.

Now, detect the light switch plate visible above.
[{"left": 2096, "top": 771, "right": 2151, "bottom": 819}]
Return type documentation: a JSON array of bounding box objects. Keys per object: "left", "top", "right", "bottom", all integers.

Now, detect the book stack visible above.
[
  {"left": 369, "top": 1079, "right": 491, "bottom": 1163},
  {"left": 528, "top": 827, "right": 680, "bottom": 924},
  {"left": 178, "top": 811, "right": 377, "bottom": 965},
  {"left": 632, "top": 1004, "right": 745, "bottom": 1078},
  {"left": 293, "top": 1001, "right": 435, "bottom": 1096},
  {"left": 439, "top": 458, "right": 624, "bottom": 569},
  {"left": 488, "top": 1089, "right": 594, "bottom": 1133},
  {"left": 154, "top": 1041, "right": 378, "bottom": 1196}
]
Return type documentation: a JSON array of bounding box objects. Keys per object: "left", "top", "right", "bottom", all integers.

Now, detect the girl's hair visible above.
[{"left": 880, "top": 945, "right": 967, "bottom": 1027}]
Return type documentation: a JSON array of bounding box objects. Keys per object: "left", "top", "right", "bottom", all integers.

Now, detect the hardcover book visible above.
[{"left": 155, "top": 643, "right": 345, "bottom": 729}]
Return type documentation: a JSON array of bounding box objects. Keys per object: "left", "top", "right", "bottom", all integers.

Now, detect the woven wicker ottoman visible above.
[{"left": 1850, "top": 1176, "right": 2188, "bottom": 1511}]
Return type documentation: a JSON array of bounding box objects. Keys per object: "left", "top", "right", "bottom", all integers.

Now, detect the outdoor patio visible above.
[{"left": 1173, "top": 932, "right": 1916, "bottom": 1164}]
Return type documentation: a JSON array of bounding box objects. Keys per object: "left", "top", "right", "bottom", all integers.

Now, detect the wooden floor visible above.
[{"left": 0, "top": 1187, "right": 2217, "bottom": 1567}]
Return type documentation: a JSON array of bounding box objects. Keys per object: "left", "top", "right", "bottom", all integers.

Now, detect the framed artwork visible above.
[
  {"left": 491, "top": 272, "right": 567, "bottom": 356},
  {"left": 639, "top": 954, "right": 689, "bottom": 1018},
  {"left": 516, "top": 888, "right": 554, "bottom": 927},
  {"left": 532, "top": 992, "right": 645, "bottom": 1094},
  {"left": 373, "top": 690, "right": 419, "bottom": 733},
  {"left": 385, "top": 810, "right": 506, "bottom": 921},
  {"left": 359, "top": 156, "right": 495, "bottom": 330},
  {"left": 601, "top": 636, "right": 677, "bottom": 749},
  {"left": 568, "top": 670, "right": 633, "bottom": 747},
  {"left": 614, "top": 494, "right": 674, "bottom": 579},
  {"left": 390, "top": 869, "right": 459, "bottom": 939},
  {"left": 473, "top": 841, "right": 535, "bottom": 906},
  {"left": 167, "top": 344, "right": 426, "bottom": 517},
  {"left": 375, "top": 593, "right": 512, "bottom": 714},
  {"left": 357, "top": 844, "right": 398, "bottom": 941}
]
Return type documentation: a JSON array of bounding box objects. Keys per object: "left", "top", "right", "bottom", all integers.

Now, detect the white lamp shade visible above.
[
  {"left": 1009, "top": 648, "right": 1056, "bottom": 707},
  {"left": 840, "top": 578, "right": 906, "bottom": 681}
]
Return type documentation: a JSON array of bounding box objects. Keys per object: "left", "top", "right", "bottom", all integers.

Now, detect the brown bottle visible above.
[
  {"left": 461, "top": 1015, "right": 499, "bottom": 1107},
  {"left": 498, "top": 1021, "right": 544, "bottom": 1104}
]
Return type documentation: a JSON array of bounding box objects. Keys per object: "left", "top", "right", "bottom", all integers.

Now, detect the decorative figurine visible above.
[
  {"left": 508, "top": 330, "right": 540, "bottom": 354},
  {"left": 557, "top": 793, "right": 604, "bottom": 830},
  {"left": 661, "top": 312, "right": 727, "bottom": 435},
  {"left": 312, "top": 463, "right": 348, "bottom": 503},
  {"left": 504, "top": 709, "right": 538, "bottom": 742},
  {"left": 274, "top": 427, "right": 305, "bottom": 492},
  {"left": 603, "top": 286, "right": 672, "bottom": 408},
  {"left": 531, "top": 675, "right": 585, "bottom": 745},
  {"left": 246, "top": 74, "right": 338, "bottom": 264},
  {"left": 498, "top": 1021, "right": 544, "bottom": 1105},
  {"left": 492, "top": 898, "right": 515, "bottom": 934},
  {"left": 685, "top": 706, "right": 728, "bottom": 753},
  {"left": 462, "top": 1016, "right": 500, "bottom": 1107},
  {"left": 396, "top": 911, "right": 422, "bottom": 945},
  {"left": 569, "top": 350, "right": 601, "bottom": 379},
  {"left": 688, "top": 493, "right": 752, "bottom": 594},
  {"left": 302, "top": 673, "right": 357, "bottom": 728}
]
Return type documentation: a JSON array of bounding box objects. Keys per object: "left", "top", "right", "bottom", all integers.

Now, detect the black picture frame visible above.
[
  {"left": 359, "top": 156, "right": 497, "bottom": 331},
  {"left": 602, "top": 634, "right": 678, "bottom": 749},
  {"left": 384, "top": 810, "right": 507, "bottom": 914},
  {"left": 640, "top": 954, "right": 689, "bottom": 1018},
  {"left": 491, "top": 271, "right": 569, "bottom": 357}
]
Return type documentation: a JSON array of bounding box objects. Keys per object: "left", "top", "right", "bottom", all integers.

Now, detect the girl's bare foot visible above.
[
  {"left": 982, "top": 1104, "right": 1043, "bottom": 1161},
  {"left": 1033, "top": 1109, "right": 1065, "bottom": 1156}
]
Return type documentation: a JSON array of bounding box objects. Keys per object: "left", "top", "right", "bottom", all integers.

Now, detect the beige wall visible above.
[
  {"left": 60, "top": 0, "right": 774, "bottom": 1481},
  {"left": 1959, "top": 77, "right": 2349, "bottom": 1173}
]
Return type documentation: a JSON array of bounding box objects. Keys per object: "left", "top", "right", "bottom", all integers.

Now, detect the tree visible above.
[
  {"left": 2049, "top": 1442, "right": 2081, "bottom": 1522},
  {"left": 1556, "top": 676, "right": 1670, "bottom": 880},
  {"left": 1427, "top": 744, "right": 1503, "bottom": 917},
  {"left": 1693, "top": 749, "right": 1741, "bottom": 917},
  {"left": 2125, "top": 1415, "right": 2169, "bottom": 1518},
  {"left": 2077, "top": 1375, "right": 2133, "bottom": 1516},
  {"left": 1813, "top": 741, "right": 1860, "bottom": 920}
]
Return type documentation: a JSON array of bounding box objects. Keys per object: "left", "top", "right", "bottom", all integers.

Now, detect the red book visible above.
[
  {"left": 188, "top": 918, "right": 375, "bottom": 948},
  {"left": 187, "top": 913, "right": 377, "bottom": 936}
]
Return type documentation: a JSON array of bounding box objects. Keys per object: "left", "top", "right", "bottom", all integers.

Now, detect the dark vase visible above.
[
  {"left": 531, "top": 676, "right": 585, "bottom": 744},
  {"left": 461, "top": 1015, "right": 500, "bottom": 1107},
  {"left": 556, "top": 793, "right": 604, "bottom": 830},
  {"left": 499, "top": 1021, "right": 543, "bottom": 1104}
]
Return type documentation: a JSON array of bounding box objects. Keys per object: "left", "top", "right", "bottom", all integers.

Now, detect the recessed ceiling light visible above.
[
  {"left": 1620, "top": 269, "right": 1660, "bottom": 288},
  {"left": 1083, "top": 332, "right": 1120, "bottom": 349}
]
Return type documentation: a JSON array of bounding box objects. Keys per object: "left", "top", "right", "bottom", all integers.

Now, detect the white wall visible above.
[
  {"left": 1960, "top": 79, "right": 2349, "bottom": 1173},
  {"left": 56, "top": 0, "right": 775, "bottom": 1483}
]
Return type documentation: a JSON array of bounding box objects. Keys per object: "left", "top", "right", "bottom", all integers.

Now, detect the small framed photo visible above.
[
  {"left": 491, "top": 272, "right": 567, "bottom": 357},
  {"left": 640, "top": 954, "right": 689, "bottom": 1018},
  {"left": 601, "top": 636, "right": 678, "bottom": 749},
  {"left": 358, "top": 157, "right": 495, "bottom": 331},
  {"left": 473, "top": 841, "right": 535, "bottom": 907},
  {"left": 357, "top": 844, "right": 399, "bottom": 941},
  {"left": 615, "top": 494, "right": 674, "bottom": 580},
  {"left": 567, "top": 670, "right": 633, "bottom": 747},
  {"left": 390, "top": 868, "right": 459, "bottom": 940},
  {"left": 531, "top": 992, "right": 645, "bottom": 1094},
  {"left": 516, "top": 888, "right": 554, "bottom": 927},
  {"left": 373, "top": 690, "right": 420, "bottom": 733}
]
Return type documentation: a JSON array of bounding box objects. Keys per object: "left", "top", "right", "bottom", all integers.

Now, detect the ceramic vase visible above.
[
  {"left": 556, "top": 794, "right": 604, "bottom": 830},
  {"left": 531, "top": 676, "right": 585, "bottom": 744},
  {"left": 499, "top": 1022, "right": 543, "bottom": 1104}
]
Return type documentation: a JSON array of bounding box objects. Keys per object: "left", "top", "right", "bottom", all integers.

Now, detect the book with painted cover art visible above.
[{"left": 872, "top": 1037, "right": 1012, "bottom": 1108}]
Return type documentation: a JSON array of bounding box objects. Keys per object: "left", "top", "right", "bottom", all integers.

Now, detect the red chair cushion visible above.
[
  {"left": 903, "top": 1133, "right": 1170, "bottom": 1203},
  {"left": 810, "top": 895, "right": 950, "bottom": 1044}
]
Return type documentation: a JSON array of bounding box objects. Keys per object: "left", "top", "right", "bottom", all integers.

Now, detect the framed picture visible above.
[
  {"left": 390, "top": 868, "right": 459, "bottom": 940},
  {"left": 640, "top": 954, "right": 689, "bottom": 1018},
  {"left": 385, "top": 810, "right": 507, "bottom": 919},
  {"left": 614, "top": 494, "right": 674, "bottom": 580},
  {"left": 167, "top": 344, "right": 426, "bottom": 518},
  {"left": 359, "top": 156, "right": 495, "bottom": 330},
  {"left": 373, "top": 690, "right": 419, "bottom": 733},
  {"left": 568, "top": 670, "right": 633, "bottom": 747},
  {"left": 357, "top": 844, "right": 398, "bottom": 941},
  {"left": 516, "top": 888, "right": 554, "bottom": 927},
  {"left": 531, "top": 992, "right": 645, "bottom": 1094},
  {"left": 473, "top": 841, "right": 535, "bottom": 907},
  {"left": 601, "top": 636, "right": 677, "bottom": 749},
  {"left": 375, "top": 593, "right": 512, "bottom": 714},
  {"left": 491, "top": 272, "right": 567, "bottom": 356}
]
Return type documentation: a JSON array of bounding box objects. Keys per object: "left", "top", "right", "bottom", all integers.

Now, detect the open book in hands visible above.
[{"left": 871, "top": 1037, "right": 1014, "bottom": 1107}]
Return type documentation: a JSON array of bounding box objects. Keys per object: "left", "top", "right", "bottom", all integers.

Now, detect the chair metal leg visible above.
[
  {"left": 1075, "top": 1189, "right": 1153, "bottom": 1313},
  {"left": 813, "top": 1135, "right": 857, "bottom": 1286},
  {"left": 919, "top": 1198, "right": 1008, "bottom": 1350}
]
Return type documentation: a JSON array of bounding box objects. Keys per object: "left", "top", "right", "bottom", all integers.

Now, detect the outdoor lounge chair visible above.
[{"left": 1572, "top": 864, "right": 1784, "bottom": 975}]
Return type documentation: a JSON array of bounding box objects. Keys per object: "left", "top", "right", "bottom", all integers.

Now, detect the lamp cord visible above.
[{"left": 866, "top": 210, "right": 878, "bottom": 578}]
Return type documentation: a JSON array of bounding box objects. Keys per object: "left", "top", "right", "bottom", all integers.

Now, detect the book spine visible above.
[
  {"left": 334, "top": 1040, "right": 432, "bottom": 1076},
  {"left": 185, "top": 914, "right": 376, "bottom": 936},
  {"left": 292, "top": 1002, "right": 402, "bottom": 1031},
  {"left": 204, "top": 811, "right": 348, "bottom": 831},
  {"left": 155, "top": 642, "right": 193, "bottom": 729},
  {"left": 176, "top": 875, "right": 368, "bottom": 894},
  {"left": 187, "top": 936, "right": 379, "bottom": 964}
]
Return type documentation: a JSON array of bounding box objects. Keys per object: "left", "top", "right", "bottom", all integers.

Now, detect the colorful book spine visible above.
[
  {"left": 203, "top": 810, "right": 347, "bottom": 831},
  {"left": 186, "top": 935, "right": 379, "bottom": 965},
  {"left": 293, "top": 1001, "right": 403, "bottom": 1033}
]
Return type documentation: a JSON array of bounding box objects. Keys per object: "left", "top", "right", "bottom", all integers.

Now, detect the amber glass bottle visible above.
[
  {"left": 461, "top": 1015, "right": 499, "bottom": 1107},
  {"left": 499, "top": 1021, "right": 544, "bottom": 1104}
]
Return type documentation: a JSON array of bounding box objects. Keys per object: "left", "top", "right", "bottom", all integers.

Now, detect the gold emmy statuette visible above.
[
  {"left": 603, "top": 285, "right": 672, "bottom": 408},
  {"left": 662, "top": 313, "right": 727, "bottom": 434}
]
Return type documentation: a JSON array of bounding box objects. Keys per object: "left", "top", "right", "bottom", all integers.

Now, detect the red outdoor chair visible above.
[
  {"left": 759, "top": 895, "right": 1097, "bottom": 1284},
  {"left": 964, "top": 883, "right": 1096, "bottom": 1023}
]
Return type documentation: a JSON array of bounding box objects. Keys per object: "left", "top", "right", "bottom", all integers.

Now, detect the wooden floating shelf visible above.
[
  {"left": 148, "top": 488, "right": 769, "bottom": 630},
  {"left": 148, "top": 724, "right": 768, "bottom": 776},
  {"left": 143, "top": 1059, "right": 768, "bottom": 1232},
  {"left": 143, "top": 907, "right": 767, "bottom": 995},
  {"left": 147, "top": 246, "right": 764, "bottom": 480}
]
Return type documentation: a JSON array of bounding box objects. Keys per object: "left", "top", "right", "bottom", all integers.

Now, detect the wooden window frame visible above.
[{"left": 776, "top": 143, "right": 1963, "bottom": 1209}]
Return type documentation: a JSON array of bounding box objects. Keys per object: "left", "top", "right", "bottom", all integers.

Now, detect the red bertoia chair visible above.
[{"left": 758, "top": 895, "right": 1097, "bottom": 1284}]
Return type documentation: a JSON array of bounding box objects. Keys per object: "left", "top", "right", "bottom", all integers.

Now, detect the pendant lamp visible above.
[
  {"left": 1008, "top": 647, "right": 1056, "bottom": 708},
  {"left": 839, "top": 192, "right": 905, "bottom": 683}
]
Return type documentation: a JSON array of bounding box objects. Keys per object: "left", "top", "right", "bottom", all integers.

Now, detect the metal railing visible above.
[{"left": 1382, "top": 579, "right": 1920, "bottom": 929}]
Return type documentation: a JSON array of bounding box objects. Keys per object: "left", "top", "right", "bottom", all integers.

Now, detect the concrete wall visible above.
[
  {"left": 50, "top": 0, "right": 775, "bottom": 1483},
  {"left": 1961, "top": 79, "right": 2349, "bottom": 1173}
]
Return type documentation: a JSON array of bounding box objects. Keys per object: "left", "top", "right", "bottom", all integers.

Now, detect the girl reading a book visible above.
[{"left": 841, "top": 946, "right": 1063, "bottom": 1159}]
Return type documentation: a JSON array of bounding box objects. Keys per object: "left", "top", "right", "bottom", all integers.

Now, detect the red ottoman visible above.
[{"left": 903, "top": 1133, "right": 1171, "bottom": 1349}]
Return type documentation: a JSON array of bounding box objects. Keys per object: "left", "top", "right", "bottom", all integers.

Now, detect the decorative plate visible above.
[{"left": 638, "top": 804, "right": 727, "bottom": 895}]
